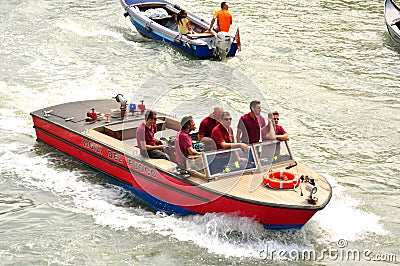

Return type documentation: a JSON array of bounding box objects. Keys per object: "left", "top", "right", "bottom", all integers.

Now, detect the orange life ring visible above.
[{"left": 263, "top": 171, "right": 300, "bottom": 189}]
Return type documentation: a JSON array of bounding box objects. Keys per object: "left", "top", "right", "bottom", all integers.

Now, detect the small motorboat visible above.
[
  {"left": 385, "top": 0, "right": 400, "bottom": 44},
  {"left": 31, "top": 94, "right": 332, "bottom": 229},
  {"left": 120, "top": 0, "right": 239, "bottom": 59}
]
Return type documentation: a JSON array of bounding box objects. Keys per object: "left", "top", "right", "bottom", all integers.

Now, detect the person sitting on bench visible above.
[
  {"left": 136, "top": 110, "right": 169, "bottom": 160},
  {"left": 177, "top": 10, "right": 195, "bottom": 35},
  {"left": 175, "top": 116, "right": 201, "bottom": 169}
]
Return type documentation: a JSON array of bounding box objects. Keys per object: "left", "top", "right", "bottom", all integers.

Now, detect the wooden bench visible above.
[
  {"left": 187, "top": 32, "right": 214, "bottom": 39},
  {"left": 103, "top": 119, "right": 165, "bottom": 140}
]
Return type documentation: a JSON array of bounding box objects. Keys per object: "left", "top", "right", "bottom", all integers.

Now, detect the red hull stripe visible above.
[{"left": 34, "top": 126, "right": 211, "bottom": 203}]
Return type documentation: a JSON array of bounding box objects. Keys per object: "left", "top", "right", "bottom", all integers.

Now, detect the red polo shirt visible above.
[
  {"left": 136, "top": 122, "right": 157, "bottom": 152},
  {"left": 261, "top": 124, "right": 287, "bottom": 141},
  {"left": 211, "top": 123, "right": 234, "bottom": 150},
  {"left": 198, "top": 115, "right": 219, "bottom": 138},
  {"left": 237, "top": 112, "right": 266, "bottom": 144},
  {"left": 175, "top": 130, "right": 193, "bottom": 166}
]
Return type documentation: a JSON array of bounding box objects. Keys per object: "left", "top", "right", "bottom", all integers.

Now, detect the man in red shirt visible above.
[
  {"left": 236, "top": 100, "right": 266, "bottom": 144},
  {"left": 136, "top": 110, "right": 169, "bottom": 160},
  {"left": 198, "top": 106, "right": 224, "bottom": 141},
  {"left": 175, "top": 116, "right": 201, "bottom": 169},
  {"left": 209, "top": 111, "right": 249, "bottom": 175},
  {"left": 261, "top": 111, "right": 289, "bottom": 141},
  {"left": 208, "top": 2, "right": 232, "bottom": 33},
  {"left": 211, "top": 111, "right": 249, "bottom": 151}
]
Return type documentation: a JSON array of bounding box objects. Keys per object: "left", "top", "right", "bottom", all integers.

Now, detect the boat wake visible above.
[
  {"left": 56, "top": 19, "right": 137, "bottom": 47},
  {"left": 0, "top": 139, "right": 389, "bottom": 259},
  {"left": 311, "top": 174, "right": 388, "bottom": 242}
]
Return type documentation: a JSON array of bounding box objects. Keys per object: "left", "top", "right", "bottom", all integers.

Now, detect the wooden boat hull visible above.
[
  {"left": 120, "top": 0, "right": 238, "bottom": 59},
  {"left": 385, "top": 0, "right": 400, "bottom": 43},
  {"left": 31, "top": 99, "right": 331, "bottom": 229}
]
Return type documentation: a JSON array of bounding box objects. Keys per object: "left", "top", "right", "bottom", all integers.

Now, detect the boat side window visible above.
[
  {"left": 203, "top": 147, "right": 258, "bottom": 178},
  {"left": 253, "top": 140, "right": 293, "bottom": 168}
]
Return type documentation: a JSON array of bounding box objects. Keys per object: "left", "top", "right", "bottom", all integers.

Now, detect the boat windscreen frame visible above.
[
  {"left": 251, "top": 140, "right": 295, "bottom": 170},
  {"left": 202, "top": 146, "right": 258, "bottom": 179}
]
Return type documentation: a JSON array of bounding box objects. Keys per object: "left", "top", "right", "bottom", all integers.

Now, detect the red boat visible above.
[{"left": 30, "top": 95, "right": 332, "bottom": 229}]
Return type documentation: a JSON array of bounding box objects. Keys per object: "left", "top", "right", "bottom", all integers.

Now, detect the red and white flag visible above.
[{"left": 235, "top": 27, "right": 241, "bottom": 52}]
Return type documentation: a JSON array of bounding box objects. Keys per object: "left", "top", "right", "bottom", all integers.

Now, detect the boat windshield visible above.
[
  {"left": 252, "top": 140, "right": 293, "bottom": 169},
  {"left": 186, "top": 141, "right": 294, "bottom": 180},
  {"left": 199, "top": 146, "right": 258, "bottom": 178}
]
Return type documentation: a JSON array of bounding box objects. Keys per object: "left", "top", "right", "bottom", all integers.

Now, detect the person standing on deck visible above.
[
  {"left": 208, "top": 2, "right": 232, "bottom": 33},
  {"left": 236, "top": 100, "right": 266, "bottom": 144}
]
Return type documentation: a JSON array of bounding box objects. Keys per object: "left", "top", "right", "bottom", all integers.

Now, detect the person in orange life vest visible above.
[{"left": 208, "top": 2, "right": 232, "bottom": 32}]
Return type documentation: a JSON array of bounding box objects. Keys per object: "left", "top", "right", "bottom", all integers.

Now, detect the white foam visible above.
[
  {"left": 311, "top": 174, "right": 388, "bottom": 242},
  {"left": 56, "top": 19, "right": 138, "bottom": 47},
  {"left": 57, "top": 19, "right": 119, "bottom": 38}
]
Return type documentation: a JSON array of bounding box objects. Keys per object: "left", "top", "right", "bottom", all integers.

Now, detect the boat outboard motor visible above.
[
  {"left": 215, "top": 32, "right": 232, "bottom": 59},
  {"left": 115, "top": 94, "right": 127, "bottom": 118}
]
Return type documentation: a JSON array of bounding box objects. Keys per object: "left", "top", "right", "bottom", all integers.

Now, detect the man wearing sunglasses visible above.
[
  {"left": 209, "top": 111, "right": 249, "bottom": 175},
  {"left": 262, "top": 111, "right": 289, "bottom": 141},
  {"left": 136, "top": 110, "right": 169, "bottom": 160},
  {"left": 211, "top": 111, "right": 249, "bottom": 152}
]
